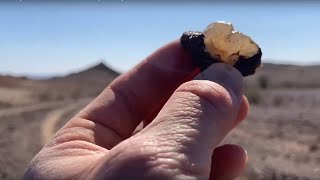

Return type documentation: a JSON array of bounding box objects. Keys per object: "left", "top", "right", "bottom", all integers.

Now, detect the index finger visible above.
[{"left": 78, "top": 40, "right": 198, "bottom": 141}]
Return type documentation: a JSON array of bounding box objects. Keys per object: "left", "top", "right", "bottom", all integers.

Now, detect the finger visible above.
[
  {"left": 137, "top": 63, "right": 244, "bottom": 178},
  {"left": 210, "top": 144, "right": 248, "bottom": 180},
  {"left": 232, "top": 95, "right": 249, "bottom": 129},
  {"left": 74, "top": 40, "right": 197, "bottom": 145},
  {"left": 142, "top": 68, "right": 201, "bottom": 127},
  {"left": 135, "top": 82, "right": 248, "bottom": 135}
]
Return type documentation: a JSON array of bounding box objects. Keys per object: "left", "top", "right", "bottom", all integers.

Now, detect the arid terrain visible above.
[{"left": 0, "top": 62, "right": 319, "bottom": 179}]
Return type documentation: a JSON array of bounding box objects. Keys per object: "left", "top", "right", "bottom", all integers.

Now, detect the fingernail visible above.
[{"left": 194, "top": 63, "right": 243, "bottom": 103}]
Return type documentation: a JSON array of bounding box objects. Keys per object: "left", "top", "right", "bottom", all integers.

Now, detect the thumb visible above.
[{"left": 139, "top": 63, "right": 243, "bottom": 178}]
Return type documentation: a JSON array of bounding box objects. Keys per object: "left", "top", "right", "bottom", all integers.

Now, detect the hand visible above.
[{"left": 24, "top": 40, "right": 249, "bottom": 180}]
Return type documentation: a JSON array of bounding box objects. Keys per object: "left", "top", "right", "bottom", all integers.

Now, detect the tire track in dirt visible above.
[
  {"left": 0, "top": 100, "right": 72, "bottom": 117},
  {"left": 41, "top": 98, "right": 91, "bottom": 144}
]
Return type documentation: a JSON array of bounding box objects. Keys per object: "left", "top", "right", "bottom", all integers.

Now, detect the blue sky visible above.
[{"left": 1, "top": 1, "right": 320, "bottom": 76}]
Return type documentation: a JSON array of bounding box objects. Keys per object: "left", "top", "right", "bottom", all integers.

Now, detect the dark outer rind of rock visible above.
[
  {"left": 233, "top": 48, "right": 262, "bottom": 76},
  {"left": 180, "top": 31, "right": 262, "bottom": 76},
  {"left": 180, "top": 31, "right": 219, "bottom": 71}
]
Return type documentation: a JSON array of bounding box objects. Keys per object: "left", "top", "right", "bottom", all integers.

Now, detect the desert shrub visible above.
[
  {"left": 245, "top": 88, "right": 262, "bottom": 105},
  {"left": 38, "top": 93, "right": 51, "bottom": 102},
  {"left": 71, "top": 88, "right": 81, "bottom": 100},
  {"left": 244, "top": 166, "right": 304, "bottom": 180},
  {"left": 258, "top": 75, "right": 270, "bottom": 89},
  {"left": 56, "top": 94, "right": 65, "bottom": 101},
  {"left": 272, "top": 95, "right": 285, "bottom": 107},
  {"left": 0, "top": 101, "right": 11, "bottom": 108},
  {"left": 309, "top": 144, "right": 318, "bottom": 152},
  {"left": 282, "top": 81, "right": 296, "bottom": 89}
]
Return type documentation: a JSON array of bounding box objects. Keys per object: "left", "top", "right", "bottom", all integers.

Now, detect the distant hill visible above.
[
  {"left": 0, "top": 75, "right": 28, "bottom": 88},
  {"left": 0, "top": 62, "right": 121, "bottom": 107},
  {"left": 48, "top": 62, "right": 120, "bottom": 85},
  {"left": 40, "top": 62, "right": 121, "bottom": 101}
]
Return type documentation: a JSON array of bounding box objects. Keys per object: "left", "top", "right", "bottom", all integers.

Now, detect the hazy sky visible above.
[{"left": 1, "top": 1, "right": 320, "bottom": 76}]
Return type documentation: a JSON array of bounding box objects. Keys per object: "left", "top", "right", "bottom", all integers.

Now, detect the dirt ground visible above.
[{"left": 0, "top": 63, "right": 319, "bottom": 179}]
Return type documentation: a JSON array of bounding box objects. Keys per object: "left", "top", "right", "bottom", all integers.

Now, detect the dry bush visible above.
[
  {"left": 309, "top": 144, "right": 318, "bottom": 152},
  {"left": 272, "top": 95, "right": 285, "bottom": 107},
  {"left": 71, "top": 89, "right": 81, "bottom": 100},
  {"left": 0, "top": 101, "right": 11, "bottom": 108},
  {"left": 244, "top": 87, "right": 262, "bottom": 105},
  {"left": 37, "top": 92, "right": 51, "bottom": 102},
  {"left": 244, "top": 166, "right": 311, "bottom": 180},
  {"left": 258, "top": 75, "right": 270, "bottom": 90}
]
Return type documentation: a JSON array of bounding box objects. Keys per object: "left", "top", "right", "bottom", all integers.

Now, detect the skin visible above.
[{"left": 24, "top": 40, "right": 249, "bottom": 180}]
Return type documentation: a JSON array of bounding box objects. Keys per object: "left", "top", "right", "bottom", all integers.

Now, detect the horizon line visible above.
[{"left": 2, "top": 59, "right": 320, "bottom": 80}]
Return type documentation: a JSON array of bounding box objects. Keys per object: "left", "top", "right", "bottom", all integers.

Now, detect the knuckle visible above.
[
  {"left": 176, "top": 80, "right": 234, "bottom": 113},
  {"left": 118, "top": 138, "right": 208, "bottom": 178}
]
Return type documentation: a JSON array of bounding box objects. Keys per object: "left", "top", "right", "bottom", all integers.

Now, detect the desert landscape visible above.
[{"left": 0, "top": 62, "right": 319, "bottom": 180}]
